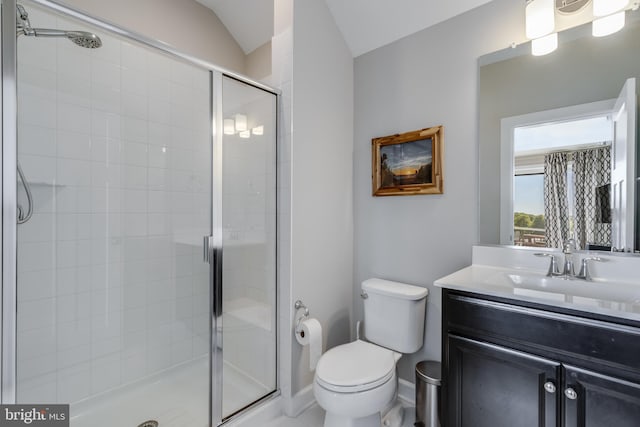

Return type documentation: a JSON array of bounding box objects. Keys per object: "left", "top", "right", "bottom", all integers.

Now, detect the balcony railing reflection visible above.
[{"left": 514, "top": 226, "right": 546, "bottom": 247}]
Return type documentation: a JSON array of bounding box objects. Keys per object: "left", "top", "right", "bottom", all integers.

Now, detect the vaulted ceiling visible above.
[
  {"left": 197, "top": 0, "right": 494, "bottom": 57},
  {"left": 195, "top": 0, "right": 274, "bottom": 54},
  {"left": 323, "top": 0, "right": 494, "bottom": 57}
]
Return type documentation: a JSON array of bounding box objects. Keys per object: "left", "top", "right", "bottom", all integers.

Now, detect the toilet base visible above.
[
  {"left": 381, "top": 402, "right": 404, "bottom": 427},
  {"left": 323, "top": 411, "right": 381, "bottom": 427}
]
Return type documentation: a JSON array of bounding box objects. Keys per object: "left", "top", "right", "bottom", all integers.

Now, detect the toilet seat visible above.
[{"left": 315, "top": 340, "right": 397, "bottom": 393}]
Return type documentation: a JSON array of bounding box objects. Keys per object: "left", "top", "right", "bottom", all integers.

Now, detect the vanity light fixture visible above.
[
  {"left": 592, "top": 0, "right": 629, "bottom": 37},
  {"left": 592, "top": 11, "right": 626, "bottom": 37},
  {"left": 531, "top": 32, "right": 558, "bottom": 55},
  {"left": 526, "top": 0, "right": 557, "bottom": 55},
  {"left": 224, "top": 114, "right": 256, "bottom": 137},
  {"left": 593, "top": 0, "right": 629, "bottom": 17},
  {"left": 223, "top": 118, "right": 235, "bottom": 135},
  {"left": 525, "top": 0, "right": 633, "bottom": 56},
  {"left": 525, "top": 0, "right": 555, "bottom": 39},
  {"left": 234, "top": 114, "right": 248, "bottom": 132}
]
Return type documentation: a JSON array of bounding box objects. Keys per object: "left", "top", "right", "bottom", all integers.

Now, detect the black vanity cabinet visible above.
[{"left": 442, "top": 289, "right": 640, "bottom": 427}]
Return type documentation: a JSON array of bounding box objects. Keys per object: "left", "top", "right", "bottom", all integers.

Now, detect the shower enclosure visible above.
[{"left": 1, "top": 1, "right": 278, "bottom": 426}]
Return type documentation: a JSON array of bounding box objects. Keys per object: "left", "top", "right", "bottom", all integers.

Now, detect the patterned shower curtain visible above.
[
  {"left": 573, "top": 146, "right": 611, "bottom": 249},
  {"left": 544, "top": 152, "right": 570, "bottom": 248}
]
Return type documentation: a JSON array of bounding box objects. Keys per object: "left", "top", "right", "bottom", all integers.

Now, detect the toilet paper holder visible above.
[{"left": 294, "top": 300, "right": 310, "bottom": 335}]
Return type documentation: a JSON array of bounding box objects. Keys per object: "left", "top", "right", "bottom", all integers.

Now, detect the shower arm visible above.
[
  {"left": 17, "top": 162, "right": 33, "bottom": 224},
  {"left": 26, "top": 28, "right": 71, "bottom": 37}
]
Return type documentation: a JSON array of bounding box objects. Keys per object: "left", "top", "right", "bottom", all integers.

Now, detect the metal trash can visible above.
[{"left": 415, "top": 361, "right": 441, "bottom": 427}]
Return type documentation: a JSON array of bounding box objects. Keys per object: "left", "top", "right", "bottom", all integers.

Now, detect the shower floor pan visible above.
[{"left": 70, "top": 356, "right": 268, "bottom": 427}]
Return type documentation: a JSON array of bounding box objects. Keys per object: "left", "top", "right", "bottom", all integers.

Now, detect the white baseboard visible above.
[
  {"left": 284, "top": 384, "right": 316, "bottom": 417},
  {"left": 398, "top": 378, "right": 416, "bottom": 406}
]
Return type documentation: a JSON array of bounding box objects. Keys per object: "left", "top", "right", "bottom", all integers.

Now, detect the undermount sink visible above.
[{"left": 491, "top": 272, "right": 640, "bottom": 304}]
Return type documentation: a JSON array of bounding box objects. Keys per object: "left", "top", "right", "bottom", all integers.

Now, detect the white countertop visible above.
[{"left": 435, "top": 246, "right": 640, "bottom": 323}]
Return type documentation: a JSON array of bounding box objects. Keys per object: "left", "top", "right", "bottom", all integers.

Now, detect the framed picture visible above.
[{"left": 372, "top": 125, "right": 444, "bottom": 196}]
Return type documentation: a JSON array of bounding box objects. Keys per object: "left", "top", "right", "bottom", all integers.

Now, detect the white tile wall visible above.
[{"left": 16, "top": 8, "right": 211, "bottom": 405}]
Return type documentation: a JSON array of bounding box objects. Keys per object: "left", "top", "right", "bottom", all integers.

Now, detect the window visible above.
[
  {"left": 513, "top": 174, "right": 546, "bottom": 246},
  {"left": 511, "top": 112, "right": 613, "bottom": 248}
]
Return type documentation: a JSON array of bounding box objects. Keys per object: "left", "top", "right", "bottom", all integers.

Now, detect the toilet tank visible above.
[{"left": 362, "top": 278, "right": 428, "bottom": 353}]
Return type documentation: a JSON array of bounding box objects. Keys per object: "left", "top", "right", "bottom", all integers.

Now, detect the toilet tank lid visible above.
[{"left": 362, "top": 278, "right": 428, "bottom": 300}]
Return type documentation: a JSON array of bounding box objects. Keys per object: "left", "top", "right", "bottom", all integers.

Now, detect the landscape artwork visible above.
[
  {"left": 379, "top": 138, "right": 433, "bottom": 187},
  {"left": 372, "top": 125, "right": 443, "bottom": 196}
]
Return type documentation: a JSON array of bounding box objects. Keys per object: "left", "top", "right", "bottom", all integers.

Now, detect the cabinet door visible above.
[
  {"left": 563, "top": 365, "right": 640, "bottom": 427},
  {"left": 447, "top": 335, "right": 559, "bottom": 427}
]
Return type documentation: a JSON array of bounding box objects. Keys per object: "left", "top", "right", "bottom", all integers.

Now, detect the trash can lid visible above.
[{"left": 416, "top": 360, "right": 441, "bottom": 386}]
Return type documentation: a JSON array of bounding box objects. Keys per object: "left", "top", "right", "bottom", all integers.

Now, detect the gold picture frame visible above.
[{"left": 372, "top": 125, "right": 444, "bottom": 196}]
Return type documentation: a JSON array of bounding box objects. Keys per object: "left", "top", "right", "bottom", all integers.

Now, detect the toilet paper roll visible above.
[{"left": 295, "top": 318, "right": 322, "bottom": 371}]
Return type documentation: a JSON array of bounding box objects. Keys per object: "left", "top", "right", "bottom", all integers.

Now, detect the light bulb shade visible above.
[
  {"left": 239, "top": 130, "right": 251, "bottom": 139},
  {"left": 252, "top": 125, "right": 264, "bottom": 136},
  {"left": 592, "top": 11, "right": 625, "bottom": 37},
  {"left": 234, "top": 114, "right": 248, "bottom": 132},
  {"left": 223, "top": 119, "right": 235, "bottom": 135},
  {"left": 531, "top": 32, "right": 558, "bottom": 56},
  {"left": 593, "top": 0, "right": 628, "bottom": 17},
  {"left": 525, "top": 0, "right": 555, "bottom": 39}
]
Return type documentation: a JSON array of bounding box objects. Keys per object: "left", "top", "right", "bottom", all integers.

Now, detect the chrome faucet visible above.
[
  {"left": 535, "top": 241, "right": 606, "bottom": 281},
  {"left": 562, "top": 239, "right": 576, "bottom": 278}
]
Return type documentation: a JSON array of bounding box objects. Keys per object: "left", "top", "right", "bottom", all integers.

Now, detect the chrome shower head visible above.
[
  {"left": 64, "top": 31, "right": 102, "bottom": 49},
  {"left": 16, "top": 4, "right": 102, "bottom": 49},
  {"left": 23, "top": 28, "right": 102, "bottom": 49}
]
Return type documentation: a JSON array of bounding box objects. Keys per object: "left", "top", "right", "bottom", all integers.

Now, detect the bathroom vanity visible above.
[{"left": 436, "top": 246, "right": 640, "bottom": 427}]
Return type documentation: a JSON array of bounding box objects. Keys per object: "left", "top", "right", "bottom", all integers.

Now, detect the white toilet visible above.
[{"left": 313, "top": 278, "right": 428, "bottom": 427}]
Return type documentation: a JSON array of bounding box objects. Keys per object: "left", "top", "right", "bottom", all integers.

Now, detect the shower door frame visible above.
[{"left": 0, "top": 0, "right": 280, "bottom": 424}]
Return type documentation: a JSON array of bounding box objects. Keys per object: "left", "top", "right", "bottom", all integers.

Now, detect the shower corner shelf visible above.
[{"left": 28, "top": 182, "right": 66, "bottom": 188}]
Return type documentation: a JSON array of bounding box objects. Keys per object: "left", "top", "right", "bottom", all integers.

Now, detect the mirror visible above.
[{"left": 478, "top": 11, "right": 640, "bottom": 253}]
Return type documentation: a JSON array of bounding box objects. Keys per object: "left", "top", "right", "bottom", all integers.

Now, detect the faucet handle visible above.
[
  {"left": 534, "top": 253, "right": 559, "bottom": 277},
  {"left": 576, "top": 256, "right": 606, "bottom": 281}
]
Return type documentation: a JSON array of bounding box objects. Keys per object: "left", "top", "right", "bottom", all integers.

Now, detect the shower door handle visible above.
[{"left": 203, "top": 235, "right": 214, "bottom": 263}]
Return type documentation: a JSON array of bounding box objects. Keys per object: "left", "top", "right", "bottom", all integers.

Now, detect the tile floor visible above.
[{"left": 264, "top": 403, "right": 417, "bottom": 427}]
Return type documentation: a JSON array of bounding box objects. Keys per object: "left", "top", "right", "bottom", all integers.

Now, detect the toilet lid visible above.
[{"left": 315, "top": 340, "right": 396, "bottom": 393}]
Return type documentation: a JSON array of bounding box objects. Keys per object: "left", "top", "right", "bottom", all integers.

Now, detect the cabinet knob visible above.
[
  {"left": 543, "top": 381, "right": 556, "bottom": 394},
  {"left": 564, "top": 387, "right": 578, "bottom": 400}
]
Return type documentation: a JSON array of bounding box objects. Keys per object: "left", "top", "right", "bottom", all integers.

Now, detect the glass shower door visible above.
[
  {"left": 218, "top": 76, "right": 277, "bottom": 419},
  {"left": 6, "top": 2, "right": 279, "bottom": 426},
  {"left": 14, "top": 3, "right": 212, "bottom": 425}
]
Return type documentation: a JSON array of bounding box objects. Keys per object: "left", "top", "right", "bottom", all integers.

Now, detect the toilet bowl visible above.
[
  {"left": 313, "top": 278, "right": 428, "bottom": 427},
  {"left": 313, "top": 340, "right": 400, "bottom": 426}
]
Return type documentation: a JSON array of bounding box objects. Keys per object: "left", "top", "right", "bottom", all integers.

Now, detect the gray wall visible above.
[
  {"left": 246, "top": 41, "right": 273, "bottom": 81},
  {"left": 61, "top": 0, "right": 246, "bottom": 73},
  {"left": 478, "top": 18, "right": 640, "bottom": 244},
  {"left": 353, "top": 0, "right": 526, "bottom": 381},
  {"left": 290, "top": 0, "right": 354, "bottom": 395}
]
